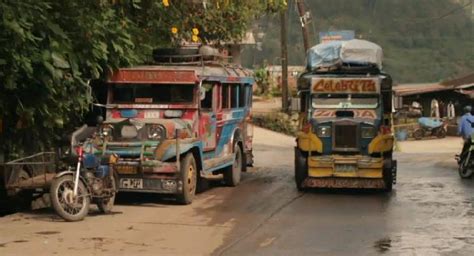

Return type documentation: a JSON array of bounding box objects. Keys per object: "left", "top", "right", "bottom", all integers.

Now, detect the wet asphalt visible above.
[{"left": 207, "top": 133, "right": 474, "bottom": 256}]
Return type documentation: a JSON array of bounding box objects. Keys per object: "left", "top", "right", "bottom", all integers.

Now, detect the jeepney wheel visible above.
[
  {"left": 176, "top": 153, "right": 197, "bottom": 205},
  {"left": 413, "top": 129, "right": 424, "bottom": 140},
  {"left": 224, "top": 143, "right": 243, "bottom": 187},
  {"left": 97, "top": 170, "right": 117, "bottom": 214},
  {"left": 295, "top": 148, "right": 308, "bottom": 191},
  {"left": 383, "top": 160, "right": 394, "bottom": 192},
  {"left": 50, "top": 175, "right": 90, "bottom": 221}
]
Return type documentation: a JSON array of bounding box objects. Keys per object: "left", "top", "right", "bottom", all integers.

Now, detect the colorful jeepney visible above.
[
  {"left": 87, "top": 53, "right": 254, "bottom": 204},
  {"left": 295, "top": 69, "right": 397, "bottom": 191}
]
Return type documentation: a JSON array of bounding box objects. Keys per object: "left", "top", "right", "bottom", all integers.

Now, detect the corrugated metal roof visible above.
[
  {"left": 441, "top": 72, "right": 474, "bottom": 87},
  {"left": 393, "top": 83, "right": 454, "bottom": 96}
]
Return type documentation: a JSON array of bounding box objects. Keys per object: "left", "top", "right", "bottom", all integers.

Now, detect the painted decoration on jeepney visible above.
[
  {"left": 313, "top": 109, "right": 378, "bottom": 119},
  {"left": 311, "top": 78, "right": 380, "bottom": 94},
  {"left": 108, "top": 69, "right": 197, "bottom": 84}
]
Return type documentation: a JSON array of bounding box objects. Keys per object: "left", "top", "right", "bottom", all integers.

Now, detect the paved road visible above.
[{"left": 0, "top": 128, "right": 473, "bottom": 255}]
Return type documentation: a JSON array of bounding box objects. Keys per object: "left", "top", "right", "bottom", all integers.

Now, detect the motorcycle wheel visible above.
[
  {"left": 458, "top": 152, "right": 473, "bottom": 179},
  {"left": 97, "top": 171, "right": 117, "bottom": 214},
  {"left": 50, "top": 175, "right": 90, "bottom": 222},
  {"left": 413, "top": 129, "right": 424, "bottom": 140},
  {"left": 436, "top": 128, "right": 447, "bottom": 139}
]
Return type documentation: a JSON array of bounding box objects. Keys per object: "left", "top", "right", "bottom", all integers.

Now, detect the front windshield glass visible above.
[
  {"left": 312, "top": 93, "right": 379, "bottom": 109},
  {"left": 112, "top": 84, "right": 194, "bottom": 104}
]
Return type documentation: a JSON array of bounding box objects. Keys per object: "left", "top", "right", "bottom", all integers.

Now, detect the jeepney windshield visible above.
[
  {"left": 111, "top": 84, "right": 195, "bottom": 104},
  {"left": 312, "top": 93, "right": 379, "bottom": 109}
]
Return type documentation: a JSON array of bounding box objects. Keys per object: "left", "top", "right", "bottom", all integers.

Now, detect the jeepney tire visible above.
[
  {"left": 50, "top": 175, "right": 90, "bottom": 222},
  {"left": 383, "top": 161, "right": 393, "bottom": 192},
  {"left": 224, "top": 143, "right": 243, "bottom": 187},
  {"left": 97, "top": 170, "right": 117, "bottom": 214},
  {"left": 176, "top": 153, "right": 197, "bottom": 205},
  {"left": 295, "top": 148, "right": 308, "bottom": 192}
]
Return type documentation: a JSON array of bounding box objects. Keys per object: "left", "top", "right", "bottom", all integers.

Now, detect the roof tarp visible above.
[{"left": 306, "top": 39, "right": 383, "bottom": 71}]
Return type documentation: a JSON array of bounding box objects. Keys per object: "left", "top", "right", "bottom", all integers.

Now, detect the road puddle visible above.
[
  {"left": 374, "top": 238, "right": 392, "bottom": 253},
  {"left": 36, "top": 231, "right": 60, "bottom": 235}
]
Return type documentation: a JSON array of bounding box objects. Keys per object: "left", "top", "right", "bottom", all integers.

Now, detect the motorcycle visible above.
[
  {"left": 413, "top": 117, "right": 447, "bottom": 140},
  {"left": 456, "top": 134, "right": 474, "bottom": 179},
  {"left": 50, "top": 143, "right": 117, "bottom": 221}
]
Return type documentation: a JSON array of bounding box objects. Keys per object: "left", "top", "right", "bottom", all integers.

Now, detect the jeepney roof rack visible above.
[
  {"left": 308, "top": 63, "right": 381, "bottom": 75},
  {"left": 151, "top": 47, "right": 231, "bottom": 67}
]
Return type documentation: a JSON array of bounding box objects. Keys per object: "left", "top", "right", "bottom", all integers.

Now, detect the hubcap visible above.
[
  {"left": 57, "top": 179, "right": 85, "bottom": 215},
  {"left": 187, "top": 164, "right": 196, "bottom": 193}
]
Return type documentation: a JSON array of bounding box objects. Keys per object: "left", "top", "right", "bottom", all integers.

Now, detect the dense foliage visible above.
[
  {"left": 0, "top": 0, "right": 286, "bottom": 157},
  {"left": 243, "top": 0, "right": 474, "bottom": 83}
]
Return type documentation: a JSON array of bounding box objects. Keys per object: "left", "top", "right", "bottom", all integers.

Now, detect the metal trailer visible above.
[{"left": 1, "top": 152, "right": 57, "bottom": 196}]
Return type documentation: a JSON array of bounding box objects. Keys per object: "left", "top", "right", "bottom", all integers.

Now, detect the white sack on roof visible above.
[
  {"left": 306, "top": 39, "right": 383, "bottom": 70},
  {"left": 340, "top": 39, "right": 383, "bottom": 69}
]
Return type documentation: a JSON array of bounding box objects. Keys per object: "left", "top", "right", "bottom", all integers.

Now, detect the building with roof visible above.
[{"left": 393, "top": 73, "right": 474, "bottom": 117}]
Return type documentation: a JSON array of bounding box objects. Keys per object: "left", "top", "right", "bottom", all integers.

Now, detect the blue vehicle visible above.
[{"left": 413, "top": 117, "right": 447, "bottom": 140}]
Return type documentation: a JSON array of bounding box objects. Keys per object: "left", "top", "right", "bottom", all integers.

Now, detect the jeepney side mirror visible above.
[
  {"left": 96, "top": 116, "right": 104, "bottom": 125},
  {"left": 198, "top": 79, "right": 206, "bottom": 101},
  {"left": 199, "top": 86, "right": 206, "bottom": 101}
]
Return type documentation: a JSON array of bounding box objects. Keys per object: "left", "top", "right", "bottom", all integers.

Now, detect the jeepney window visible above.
[
  {"left": 222, "top": 84, "right": 230, "bottom": 109},
  {"left": 201, "top": 83, "right": 213, "bottom": 109},
  {"left": 112, "top": 84, "right": 194, "bottom": 104},
  {"left": 246, "top": 85, "right": 253, "bottom": 107},
  {"left": 312, "top": 94, "right": 379, "bottom": 109},
  {"left": 238, "top": 84, "right": 246, "bottom": 107},
  {"left": 231, "top": 85, "right": 239, "bottom": 108}
]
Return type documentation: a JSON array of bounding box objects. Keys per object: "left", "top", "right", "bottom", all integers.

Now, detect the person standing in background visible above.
[
  {"left": 447, "top": 101, "right": 455, "bottom": 120},
  {"left": 431, "top": 98, "right": 440, "bottom": 119},
  {"left": 439, "top": 100, "right": 446, "bottom": 118}
]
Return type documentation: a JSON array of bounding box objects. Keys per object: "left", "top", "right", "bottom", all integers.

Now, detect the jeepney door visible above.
[{"left": 200, "top": 82, "right": 217, "bottom": 151}]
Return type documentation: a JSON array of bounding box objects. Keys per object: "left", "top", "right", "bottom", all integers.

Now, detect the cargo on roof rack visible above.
[{"left": 152, "top": 46, "right": 229, "bottom": 66}]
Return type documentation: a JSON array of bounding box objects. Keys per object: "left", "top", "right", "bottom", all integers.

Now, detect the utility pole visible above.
[
  {"left": 296, "top": 0, "right": 311, "bottom": 53},
  {"left": 280, "top": 7, "right": 289, "bottom": 113}
]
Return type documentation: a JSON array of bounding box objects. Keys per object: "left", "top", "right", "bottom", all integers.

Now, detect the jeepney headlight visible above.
[
  {"left": 316, "top": 126, "right": 331, "bottom": 138},
  {"left": 361, "top": 127, "right": 376, "bottom": 138},
  {"left": 148, "top": 125, "right": 165, "bottom": 140}
]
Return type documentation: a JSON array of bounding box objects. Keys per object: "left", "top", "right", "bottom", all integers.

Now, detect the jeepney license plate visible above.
[
  {"left": 120, "top": 178, "right": 143, "bottom": 189},
  {"left": 335, "top": 164, "right": 357, "bottom": 172}
]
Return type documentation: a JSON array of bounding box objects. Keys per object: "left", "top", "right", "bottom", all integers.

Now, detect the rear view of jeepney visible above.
[{"left": 295, "top": 40, "right": 397, "bottom": 191}]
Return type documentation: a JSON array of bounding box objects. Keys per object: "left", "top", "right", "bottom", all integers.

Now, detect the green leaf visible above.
[{"left": 52, "top": 52, "right": 70, "bottom": 68}]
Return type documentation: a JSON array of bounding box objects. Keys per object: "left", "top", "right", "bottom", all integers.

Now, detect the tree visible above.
[{"left": 0, "top": 0, "right": 286, "bottom": 158}]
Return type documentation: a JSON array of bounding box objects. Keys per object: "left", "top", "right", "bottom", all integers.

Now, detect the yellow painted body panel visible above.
[
  {"left": 296, "top": 132, "right": 323, "bottom": 153},
  {"left": 368, "top": 134, "right": 394, "bottom": 154},
  {"left": 308, "top": 155, "right": 383, "bottom": 178}
]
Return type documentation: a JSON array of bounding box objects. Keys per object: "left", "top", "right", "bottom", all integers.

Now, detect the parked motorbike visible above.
[
  {"left": 413, "top": 117, "right": 447, "bottom": 140},
  {"left": 456, "top": 134, "right": 474, "bottom": 179},
  {"left": 50, "top": 144, "right": 117, "bottom": 221}
]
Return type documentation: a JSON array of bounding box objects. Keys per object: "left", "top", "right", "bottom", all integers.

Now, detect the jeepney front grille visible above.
[{"left": 334, "top": 124, "right": 358, "bottom": 150}]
